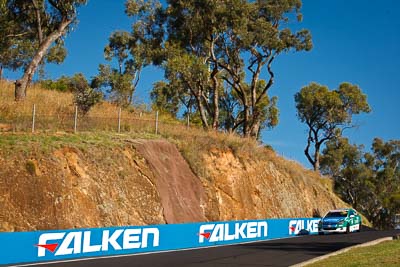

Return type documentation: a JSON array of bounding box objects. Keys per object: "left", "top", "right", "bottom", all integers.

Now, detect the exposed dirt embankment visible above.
[
  {"left": 0, "top": 136, "right": 344, "bottom": 232},
  {"left": 0, "top": 143, "right": 165, "bottom": 231},
  {"left": 199, "top": 148, "right": 342, "bottom": 221}
]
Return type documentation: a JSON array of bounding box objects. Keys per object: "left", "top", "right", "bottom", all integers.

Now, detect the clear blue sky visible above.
[{"left": 4, "top": 0, "right": 400, "bottom": 168}]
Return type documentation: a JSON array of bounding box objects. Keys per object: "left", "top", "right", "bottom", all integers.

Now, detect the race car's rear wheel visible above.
[{"left": 357, "top": 223, "right": 361, "bottom": 232}]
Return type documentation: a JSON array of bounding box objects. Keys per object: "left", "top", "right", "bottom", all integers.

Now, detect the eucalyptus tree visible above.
[
  {"left": 295, "top": 82, "right": 371, "bottom": 171},
  {"left": 165, "top": 0, "right": 311, "bottom": 136},
  {"left": 215, "top": 0, "right": 312, "bottom": 137},
  {"left": 0, "top": 0, "right": 34, "bottom": 80},
  {"left": 162, "top": 0, "right": 228, "bottom": 130},
  {"left": 69, "top": 73, "right": 102, "bottom": 115},
  {"left": 364, "top": 138, "right": 400, "bottom": 228},
  {"left": 150, "top": 81, "right": 181, "bottom": 117},
  {"left": 162, "top": 44, "right": 214, "bottom": 128},
  {"left": 320, "top": 137, "right": 372, "bottom": 211},
  {"left": 2, "top": 0, "right": 87, "bottom": 101},
  {"left": 321, "top": 137, "right": 400, "bottom": 229},
  {"left": 124, "top": 0, "right": 311, "bottom": 136},
  {"left": 92, "top": 0, "right": 164, "bottom": 107},
  {"left": 92, "top": 31, "right": 141, "bottom": 106}
]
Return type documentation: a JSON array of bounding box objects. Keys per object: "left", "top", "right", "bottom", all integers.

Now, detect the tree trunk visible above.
[
  {"left": 243, "top": 104, "right": 251, "bottom": 137},
  {"left": 15, "top": 18, "right": 74, "bottom": 101},
  {"left": 0, "top": 65, "right": 3, "bottom": 80},
  {"left": 15, "top": 68, "right": 34, "bottom": 101},
  {"left": 314, "top": 146, "right": 320, "bottom": 171},
  {"left": 211, "top": 71, "right": 219, "bottom": 130},
  {"left": 195, "top": 94, "right": 209, "bottom": 130},
  {"left": 250, "top": 121, "right": 261, "bottom": 139},
  {"left": 209, "top": 39, "right": 219, "bottom": 130},
  {"left": 304, "top": 129, "right": 316, "bottom": 170}
]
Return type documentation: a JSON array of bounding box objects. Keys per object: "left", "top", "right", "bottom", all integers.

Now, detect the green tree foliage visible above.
[
  {"left": 215, "top": 0, "right": 311, "bottom": 137},
  {"left": 364, "top": 138, "right": 400, "bottom": 229},
  {"left": 0, "top": 0, "right": 87, "bottom": 100},
  {"left": 70, "top": 74, "right": 102, "bottom": 115},
  {"left": 40, "top": 76, "right": 75, "bottom": 92},
  {"left": 102, "top": 31, "right": 141, "bottom": 106},
  {"left": 127, "top": 0, "right": 310, "bottom": 137},
  {"left": 40, "top": 74, "right": 102, "bottom": 114},
  {"left": 219, "top": 80, "right": 279, "bottom": 135},
  {"left": 321, "top": 138, "right": 372, "bottom": 211},
  {"left": 163, "top": 45, "right": 212, "bottom": 128},
  {"left": 150, "top": 81, "right": 181, "bottom": 117},
  {"left": 91, "top": 62, "right": 137, "bottom": 107},
  {"left": 93, "top": 1, "right": 163, "bottom": 107},
  {"left": 295, "top": 82, "right": 371, "bottom": 171},
  {"left": 164, "top": 0, "right": 310, "bottom": 137},
  {"left": 321, "top": 137, "right": 400, "bottom": 229},
  {"left": 0, "top": 0, "right": 32, "bottom": 79},
  {"left": 164, "top": 0, "right": 227, "bottom": 130}
]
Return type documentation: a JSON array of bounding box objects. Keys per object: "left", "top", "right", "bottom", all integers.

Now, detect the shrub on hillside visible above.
[
  {"left": 40, "top": 76, "right": 73, "bottom": 92},
  {"left": 71, "top": 74, "right": 103, "bottom": 115}
]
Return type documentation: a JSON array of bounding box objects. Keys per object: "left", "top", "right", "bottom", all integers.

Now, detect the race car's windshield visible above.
[{"left": 325, "top": 211, "right": 348, "bottom": 218}]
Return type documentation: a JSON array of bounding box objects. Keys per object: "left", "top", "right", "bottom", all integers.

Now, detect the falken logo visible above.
[
  {"left": 198, "top": 221, "right": 268, "bottom": 243},
  {"left": 36, "top": 228, "right": 159, "bottom": 257},
  {"left": 289, "top": 219, "right": 319, "bottom": 235}
]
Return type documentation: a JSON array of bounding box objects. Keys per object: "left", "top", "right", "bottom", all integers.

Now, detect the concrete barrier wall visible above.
[{"left": 0, "top": 218, "right": 320, "bottom": 265}]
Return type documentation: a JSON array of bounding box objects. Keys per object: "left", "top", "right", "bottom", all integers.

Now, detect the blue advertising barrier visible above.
[{"left": 0, "top": 218, "right": 321, "bottom": 266}]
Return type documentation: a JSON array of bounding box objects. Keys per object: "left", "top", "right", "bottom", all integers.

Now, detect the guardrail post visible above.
[{"left": 31, "top": 104, "right": 36, "bottom": 133}]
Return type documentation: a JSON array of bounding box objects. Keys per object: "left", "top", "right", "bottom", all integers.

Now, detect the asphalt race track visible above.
[{"left": 8, "top": 228, "right": 400, "bottom": 267}]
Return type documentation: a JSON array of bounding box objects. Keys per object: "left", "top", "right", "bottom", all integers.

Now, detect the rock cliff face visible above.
[
  {"left": 0, "top": 144, "right": 165, "bottom": 231},
  {"left": 133, "top": 140, "right": 206, "bottom": 223},
  {"left": 199, "top": 148, "right": 342, "bottom": 221},
  {"left": 0, "top": 138, "right": 344, "bottom": 232}
]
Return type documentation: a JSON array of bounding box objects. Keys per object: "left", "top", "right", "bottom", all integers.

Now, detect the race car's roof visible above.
[{"left": 328, "top": 208, "right": 350, "bottom": 213}]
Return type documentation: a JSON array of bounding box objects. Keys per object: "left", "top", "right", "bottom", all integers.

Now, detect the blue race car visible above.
[{"left": 318, "top": 208, "right": 362, "bottom": 234}]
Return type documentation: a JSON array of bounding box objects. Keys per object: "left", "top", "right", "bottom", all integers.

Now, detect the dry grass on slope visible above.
[
  {"left": 0, "top": 80, "right": 73, "bottom": 120},
  {"left": 0, "top": 81, "right": 161, "bottom": 132}
]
